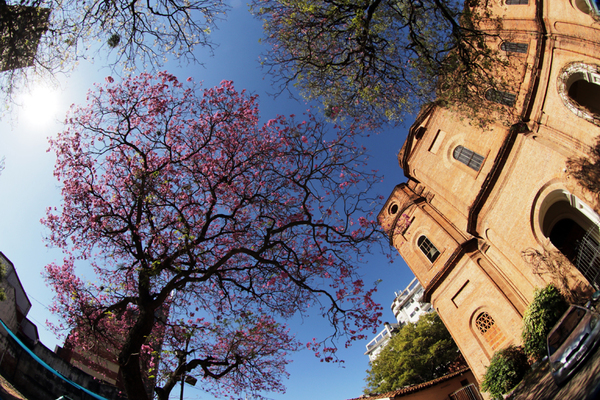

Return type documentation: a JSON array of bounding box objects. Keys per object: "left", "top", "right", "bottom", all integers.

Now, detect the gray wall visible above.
[{"left": 0, "top": 333, "right": 125, "bottom": 400}]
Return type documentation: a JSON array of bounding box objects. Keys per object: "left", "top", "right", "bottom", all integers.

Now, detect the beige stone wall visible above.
[
  {"left": 392, "top": 370, "right": 479, "bottom": 400},
  {"left": 536, "top": 49, "right": 600, "bottom": 145},
  {"left": 405, "top": 108, "right": 511, "bottom": 220},
  {"left": 381, "top": 184, "right": 468, "bottom": 289},
  {"left": 487, "top": 0, "right": 537, "bottom": 22},
  {"left": 432, "top": 255, "right": 524, "bottom": 380},
  {"left": 545, "top": 0, "right": 600, "bottom": 38},
  {"left": 379, "top": 0, "right": 600, "bottom": 385}
]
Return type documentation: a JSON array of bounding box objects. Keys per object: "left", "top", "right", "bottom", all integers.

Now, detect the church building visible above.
[{"left": 378, "top": 0, "right": 600, "bottom": 382}]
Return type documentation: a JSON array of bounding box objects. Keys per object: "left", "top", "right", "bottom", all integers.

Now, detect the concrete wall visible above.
[
  {"left": 393, "top": 369, "right": 479, "bottom": 400},
  {"left": 0, "top": 331, "right": 125, "bottom": 400}
]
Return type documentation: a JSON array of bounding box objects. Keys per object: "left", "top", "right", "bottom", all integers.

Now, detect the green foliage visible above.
[
  {"left": 482, "top": 284, "right": 568, "bottom": 399},
  {"left": 481, "top": 346, "right": 529, "bottom": 400},
  {"left": 521, "top": 284, "right": 569, "bottom": 360},
  {"left": 252, "top": 0, "right": 511, "bottom": 127},
  {"left": 363, "top": 312, "right": 460, "bottom": 394},
  {"left": 107, "top": 34, "right": 121, "bottom": 48}
]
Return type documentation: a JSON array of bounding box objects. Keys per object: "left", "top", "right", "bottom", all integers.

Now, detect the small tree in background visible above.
[
  {"left": 363, "top": 312, "right": 461, "bottom": 394},
  {"left": 43, "top": 72, "right": 385, "bottom": 400},
  {"left": 481, "top": 345, "right": 529, "bottom": 400},
  {"left": 521, "top": 284, "right": 569, "bottom": 361}
]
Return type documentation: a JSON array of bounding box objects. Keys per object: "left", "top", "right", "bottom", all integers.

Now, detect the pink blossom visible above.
[{"left": 42, "top": 71, "right": 384, "bottom": 400}]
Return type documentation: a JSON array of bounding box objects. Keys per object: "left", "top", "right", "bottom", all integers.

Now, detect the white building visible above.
[
  {"left": 364, "top": 322, "right": 399, "bottom": 361},
  {"left": 365, "top": 277, "right": 433, "bottom": 361},
  {"left": 391, "top": 277, "right": 433, "bottom": 326}
]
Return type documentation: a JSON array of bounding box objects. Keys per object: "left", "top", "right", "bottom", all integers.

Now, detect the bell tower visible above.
[
  {"left": 378, "top": 180, "right": 468, "bottom": 290},
  {"left": 379, "top": 180, "right": 527, "bottom": 381}
]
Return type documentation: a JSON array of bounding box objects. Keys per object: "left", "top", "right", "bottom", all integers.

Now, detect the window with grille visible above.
[
  {"left": 453, "top": 146, "right": 484, "bottom": 171},
  {"left": 417, "top": 236, "right": 440, "bottom": 263},
  {"left": 485, "top": 89, "right": 516, "bottom": 106},
  {"left": 501, "top": 42, "right": 528, "bottom": 54},
  {"left": 476, "top": 312, "right": 495, "bottom": 334},
  {"left": 476, "top": 312, "right": 506, "bottom": 350}
]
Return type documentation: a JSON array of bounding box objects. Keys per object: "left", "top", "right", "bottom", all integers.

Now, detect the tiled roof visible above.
[{"left": 347, "top": 367, "right": 471, "bottom": 400}]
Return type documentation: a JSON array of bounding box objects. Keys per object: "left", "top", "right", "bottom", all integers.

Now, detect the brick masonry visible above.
[{"left": 378, "top": 0, "right": 600, "bottom": 383}]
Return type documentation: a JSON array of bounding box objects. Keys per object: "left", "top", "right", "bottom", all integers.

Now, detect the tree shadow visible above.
[{"left": 507, "top": 344, "right": 600, "bottom": 400}]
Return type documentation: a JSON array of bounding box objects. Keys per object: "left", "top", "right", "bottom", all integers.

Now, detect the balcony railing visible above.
[{"left": 576, "top": 226, "right": 600, "bottom": 290}]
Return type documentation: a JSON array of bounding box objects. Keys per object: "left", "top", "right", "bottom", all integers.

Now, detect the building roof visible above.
[{"left": 347, "top": 367, "right": 471, "bottom": 400}]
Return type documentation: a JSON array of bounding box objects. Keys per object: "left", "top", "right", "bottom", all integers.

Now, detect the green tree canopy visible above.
[
  {"left": 252, "top": 0, "right": 506, "bottom": 127},
  {"left": 364, "top": 312, "right": 461, "bottom": 394}
]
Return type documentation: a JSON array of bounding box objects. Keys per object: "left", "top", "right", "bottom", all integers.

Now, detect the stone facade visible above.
[{"left": 378, "top": 0, "right": 600, "bottom": 383}]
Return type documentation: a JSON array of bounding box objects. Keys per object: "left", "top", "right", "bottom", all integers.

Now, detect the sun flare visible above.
[{"left": 19, "top": 85, "right": 61, "bottom": 128}]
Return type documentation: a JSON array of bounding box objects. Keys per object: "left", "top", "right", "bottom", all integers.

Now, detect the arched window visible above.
[
  {"left": 475, "top": 312, "right": 505, "bottom": 350},
  {"left": 540, "top": 190, "right": 600, "bottom": 288},
  {"left": 453, "top": 146, "right": 484, "bottom": 171},
  {"left": 574, "top": 0, "right": 600, "bottom": 16},
  {"left": 501, "top": 42, "right": 528, "bottom": 54},
  {"left": 566, "top": 72, "right": 600, "bottom": 116},
  {"left": 558, "top": 63, "right": 600, "bottom": 125},
  {"left": 485, "top": 89, "right": 516, "bottom": 107},
  {"left": 417, "top": 236, "right": 440, "bottom": 263},
  {"left": 475, "top": 312, "right": 495, "bottom": 334}
]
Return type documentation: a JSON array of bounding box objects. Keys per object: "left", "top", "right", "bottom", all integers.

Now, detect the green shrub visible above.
[
  {"left": 521, "top": 284, "right": 569, "bottom": 360},
  {"left": 481, "top": 345, "right": 529, "bottom": 400}
]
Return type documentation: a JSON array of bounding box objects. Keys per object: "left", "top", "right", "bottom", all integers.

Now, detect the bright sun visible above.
[{"left": 19, "top": 85, "right": 61, "bottom": 128}]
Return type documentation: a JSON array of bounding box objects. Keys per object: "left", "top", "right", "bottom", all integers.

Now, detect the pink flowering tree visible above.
[{"left": 43, "top": 72, "right": 384, "bottom": 400}]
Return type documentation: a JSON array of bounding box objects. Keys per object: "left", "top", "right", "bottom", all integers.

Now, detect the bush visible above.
[
  {"left": 521, "top": 284, "right": 569, "bottom": 360},
  {"left": 481, "top": 346, "right": 529, "bottom": 400}
]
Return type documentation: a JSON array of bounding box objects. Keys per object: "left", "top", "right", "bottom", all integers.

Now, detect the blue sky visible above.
[{"left": 0, "top": 3, "right": 416, "bottom": 400}]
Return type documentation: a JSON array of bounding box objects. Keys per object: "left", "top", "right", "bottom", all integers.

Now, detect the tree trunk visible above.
[{"left": 118, "top": 306, "right": 156, "bottom": 400}]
